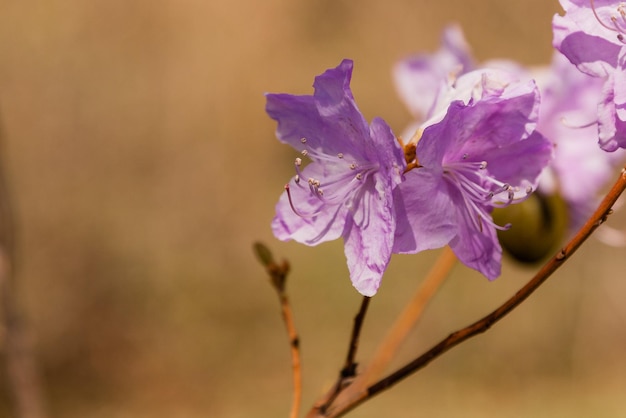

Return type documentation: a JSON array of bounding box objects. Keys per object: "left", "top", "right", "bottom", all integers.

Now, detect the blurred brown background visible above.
[{"left": 0, "top": 0, "right": 625, "bottom": 417}]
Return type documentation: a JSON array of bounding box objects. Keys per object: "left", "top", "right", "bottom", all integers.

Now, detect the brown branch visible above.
[
  {"left": 320, "top": 167, "right": 626, "bottom": 418},
  {"left": 308, "top": 247, "right": 456, "bottom": 417},
  {"left": 342, "top": 296, "right": 371, "bottom": 378},
  {"left": 356, "top": 247, "right": 456, "bottom": 387},
  {"left": 314, "top": 296, "right": 371, "bottom": 414},
  {"left": 253, "top": 242, "right": 301, "bottom": 418},
  {"left": 278, "top": 289, "right": 302, "bottom": 418}
]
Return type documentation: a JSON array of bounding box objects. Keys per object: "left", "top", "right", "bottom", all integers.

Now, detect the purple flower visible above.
[
  {"left": 395, "top": 25, "right": 625, "bottom": 247},
  {"left": 393, "top": 24, "right": 475, "bottom": 121},
  {"left": 553, "top": 0, "right": 626, "bottom": 151},
  {"left": 266, "top": 60, "right": 405, "bottom": 296},
  {"left": 393, "top": 70, "right": 553, "bottom": 279},
  {"left": 534, "top": 53, "right": 626, "bottom": 230}
]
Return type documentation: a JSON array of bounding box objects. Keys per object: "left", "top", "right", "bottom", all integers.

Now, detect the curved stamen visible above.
[
  {"left": 560, "top": 116, "right": 598, "bottom": 129},
  {"left": 590, "top": 0, "right": 626, "bottom": 43},
  {"left": 443, "top": 158, "right": 531, "bottom": 233},
  {"left": 591, "top": 0, "right": 620, "bottom": 33},
  {"left": 286, "top": 138, "right": 380, "bottom": 218},
  {"left": 285, "top": 183, "right": 321, "bottom": 218}
]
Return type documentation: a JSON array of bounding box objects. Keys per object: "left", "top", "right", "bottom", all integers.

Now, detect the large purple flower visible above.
[
  {"left": 553, "top": 0, "right": 626, "bottom": 151},
  {"left": 393, "top": 70, "right": 553, "bottom": 279},
  {"left": 266, "top": 60, "right": 405, "bottom": 296},
  {"left": 395, "top": 25, "right": 625, "bottom": 253}
]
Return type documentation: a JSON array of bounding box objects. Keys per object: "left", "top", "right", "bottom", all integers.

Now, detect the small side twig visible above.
[
  {"left": 356, "top": 247, "right": 456, "bottom": 387},
  {"left": 254, "top": 242, "right": 301, "bottom": 418},
  {"left": 321, "top": 167, "right": 626, "bottom": 418},
  {"left": 315, "top": 296, "right": 371, "bottom": 413},
  {"left": 309, "top": 247, "right": 456, "bottom": 417},
  {"left": 342, "top": 296, "right": 371, "bottom": 379}
]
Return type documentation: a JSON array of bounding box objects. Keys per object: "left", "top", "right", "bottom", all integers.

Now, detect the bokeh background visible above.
[{"left": 1, "top": 0, "right": 625, "bottom": 417}]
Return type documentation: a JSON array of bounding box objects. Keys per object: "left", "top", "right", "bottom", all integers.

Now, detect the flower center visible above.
[
  {"left": 591, "top": 0, "right": 626, "bottom": 43},
  {"left": 285, "top": 137, "right": 379, "bottom": 217},
  {"left": 443, "top": 155, "right": 533, "bottom": 232}
]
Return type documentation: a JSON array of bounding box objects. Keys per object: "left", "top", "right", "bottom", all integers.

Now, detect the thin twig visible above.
[
  {"left": 357, "top": 247, "right": 456, "bottom": 387},
  {"left": 343, "top": 296, "right": 371, "bottom": 378},
  {"left": 321, "top": 167, "right": 626, "bottom": 418},
  {"left": 315, "top": 296, "right": 371, "bottom": 413},
  {"left": 253, "top": 242, "right": 301, "bottom": 418},
  {"left": 278, "top": 290, "right": 302, "bottom": 418},
  {"left": 309, "top": 247, "right": 456, "bottom": 417}
]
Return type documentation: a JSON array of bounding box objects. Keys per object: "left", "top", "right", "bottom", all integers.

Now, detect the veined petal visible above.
[
  {"left": 266, "top": 59, "right": 370, "bottom": 159},
  {"left": 614, "top": 48, "right": 626, "bottom": 121},
  {"left": 267, "top": 59, "right": 403, "bottom": 295},
  {"left": 553, "top": 15, "right": 620, "bottom": 77},
  {"left": 393, "top": 169, "right": 457, "bottom": 254},
  {"left": 448, "top": 188, "right": 502, "bottom": 280},
  {"left": 367, "top": 117, "right": 405, "bottom": 187},
  {"left": 483, "top": 131, "right": 553, "bottom": 187},
  {"left": 598, "top": 75, "right": 620, "bottom": 152},
  {"left": 272, "top": 164, "right": 348, "bottom": 246},
  {"left": 344, "top": 180, "right": 396, "bottom": 296}
]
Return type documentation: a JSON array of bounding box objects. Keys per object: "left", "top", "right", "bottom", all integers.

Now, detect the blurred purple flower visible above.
[
  {"left": 393, "top": 24, "right": 474, "bottom": 121},
  {"left": 553, "top": 0, "right": 626, "bottom": 151},
  {"left": 534, "top": 53, "right": 626, "bottom": 230},
  {"left": 393, "top": 70, "right": 553, "bottom": 279},
  {"left": 395, "top": 25, "right": 625, "bottom": 244},
  {"left": 266, "top": 59, "right": 405, "bottom": 296}
]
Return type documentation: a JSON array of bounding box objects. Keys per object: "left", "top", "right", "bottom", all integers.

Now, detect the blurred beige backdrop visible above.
[{"left": 1, "top": 1, "right": 625, "bottom": 417}]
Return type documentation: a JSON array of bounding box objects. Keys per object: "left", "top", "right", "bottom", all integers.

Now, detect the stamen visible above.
[
  {"left": 443, "top": 158, "right": 531, "bottom": 232},
  {"left": 285, "top": 138, "right": 381, "bottom": 218},
  {"left": 590, "top": 0, "right": 626, "bottom": 43},
  {"left": 560, "top": 116, "right": 598, "bottom": 129},
  {"left": 285, "top": 183, "right": 312, "bottom": 218}
]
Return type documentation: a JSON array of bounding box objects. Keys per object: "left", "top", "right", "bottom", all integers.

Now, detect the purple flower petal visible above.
[
  {"left": 553, "top": 0, "right": 626, "bottom": 151},
  {"left": 266, "top": 60, "right": 405, "bottom": 296}
]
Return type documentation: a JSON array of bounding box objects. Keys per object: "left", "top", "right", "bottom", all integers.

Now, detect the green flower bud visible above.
[{"left": 492, "top": 192, "right": 569, "bottom": 264}]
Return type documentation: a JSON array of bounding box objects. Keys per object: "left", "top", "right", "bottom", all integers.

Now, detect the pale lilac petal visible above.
[
  {"left": 598, "top": 75, "right": 624, "bottom": 151},
  {"left": 553, "top": 15, "right": 619, "bottom": 77},
  {"left": 267, "top": 59, "right": 405, "bottom": 296},
  {"left": 417, "top": 79, "right": 539, "bottom": 168},
  {"left": 272, "top": 164, "right": 348, "bottom": 245},
  {"left": 553, "top": 0, "right": 626, "bottom": 151},
  {"left": 393, "top": 25, "right": 474, "bottom": 119},
  {"left": 613, "top": 49, "right": 626, "bottom": 121},
  {"left": 484, "top": 132, "right": 554, "bottom": 187},
  {"left": 448, "top": 196, "right": 501, "bottom": 281},
  {"left": 392, "top": 170, "right": 457, "bottom": 254},
  {"left": 367, "top": 117, "right": 405, "bottom": 187},
  {"left": 266, "top": 59, "right": 370, "bottom": 159},
  {"left": 344, "top": 179, "right": 396, "bottom": 296}
]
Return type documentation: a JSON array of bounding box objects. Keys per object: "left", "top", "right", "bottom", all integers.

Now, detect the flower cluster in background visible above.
[{"left": 265, "top": 0, "right": 626, "bottom": 296}]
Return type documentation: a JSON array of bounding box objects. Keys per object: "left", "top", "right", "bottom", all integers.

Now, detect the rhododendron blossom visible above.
[
  {"left": 553, "top": 0, "right": 626, "bottom": 151},
  {"left": 266, "top": 60, "right": 405, "bottom": 296},
  {"left": 393, "top": 70, "right": 553, "bottom": 279}
]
